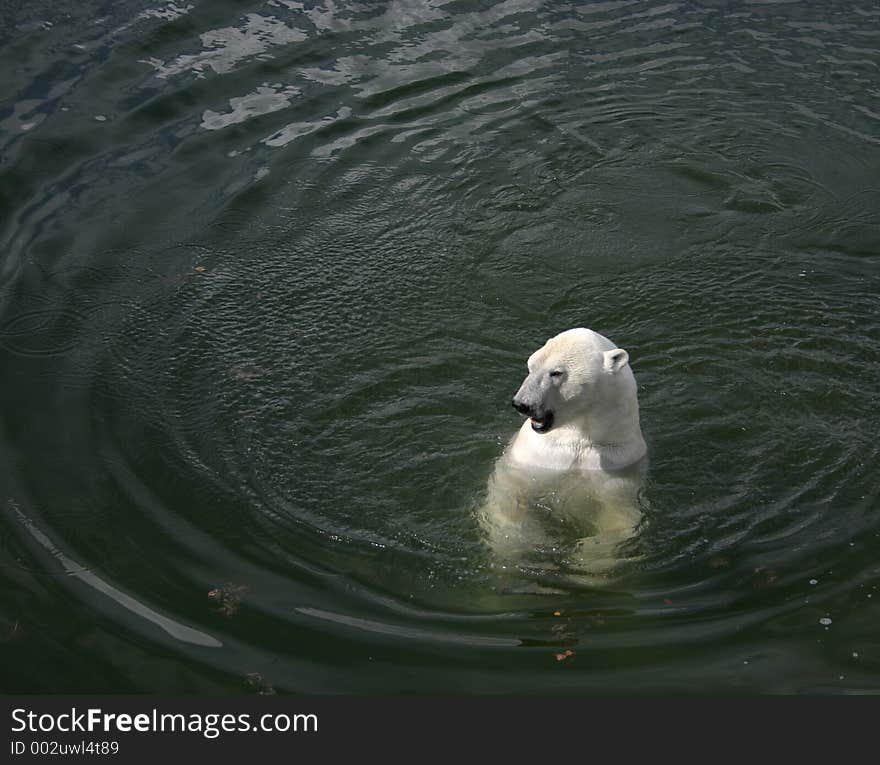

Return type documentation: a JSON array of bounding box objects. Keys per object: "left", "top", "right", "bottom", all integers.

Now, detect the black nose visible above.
[{"left": 512, "top": 398, "right": 530, "bottom": 415}]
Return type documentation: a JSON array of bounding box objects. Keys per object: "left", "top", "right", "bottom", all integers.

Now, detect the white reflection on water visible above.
[
  {"left": 7, "top": 501, "right": 222, "bottom": 648},
  {"left": 262, "top": 106, "right": 352, "bottom": 148},
  {"left": 201, "top": 83, "right": 301, "bottom": 130},
  {"left": 142, "top": 12, "right": 307, "bottom": 78},
  {"left": 138, "top": 2, "right": 194, "bottom": 23},
  {"left": 296, "top": 607, "right": 520, "bottom": 647}
]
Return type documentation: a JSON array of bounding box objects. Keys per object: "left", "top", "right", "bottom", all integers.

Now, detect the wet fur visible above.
[{"left": 480, "top": 328, "right": 647, "bottom": 576}]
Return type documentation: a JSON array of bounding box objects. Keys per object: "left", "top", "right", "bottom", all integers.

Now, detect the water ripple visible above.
[{"left": 1, "top": 0, "right": 878, "bottom": 692}]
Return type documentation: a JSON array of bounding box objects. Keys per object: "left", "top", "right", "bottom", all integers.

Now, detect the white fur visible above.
[
  {"left": 479, "top": 328, "right": 647, "bottom": 576},
  {"left": 508, "top": 328, "right": 646, "bottom": 471}
]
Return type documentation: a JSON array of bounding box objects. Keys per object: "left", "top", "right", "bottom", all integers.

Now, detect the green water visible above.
[{"left": 1, "top": 0, "right": 878, "bottom": 693}]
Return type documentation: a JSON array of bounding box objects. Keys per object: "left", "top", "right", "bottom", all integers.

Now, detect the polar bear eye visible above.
[{"left": 549, "top": 370, "right": 564, "bottom": 378}]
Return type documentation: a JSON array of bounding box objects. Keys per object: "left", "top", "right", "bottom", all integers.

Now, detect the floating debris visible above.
[
  {"left": 809, "top": 579, "right": 818, "bottom": 585},
  {"left": 752, "top": 566, "right": 778, "bottom": 587},
  {"left": 554, "top": 649, "right": 574, "bottom": 662},
  {"left": 708, "top": 556, "right": 730, "bottom": 569},
  {"left": 819, "top": 617, "right": 832, "bottom": 626},
  {"left": 3, "top": 620, "right": 22, "bottom": 642},
  {"left": 245, "top": 672, "right": 276, "bottom": 695},
  {"left": 208, "top": 583, "right": 248, "bottom": 617}
]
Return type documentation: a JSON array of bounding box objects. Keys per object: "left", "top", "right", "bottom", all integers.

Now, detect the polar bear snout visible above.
[
  {"left": 511, "top": 397, "right": 530, "bottom": 415},
  {"left": 512, "top": 386, "right": 555, "bottom": 434}
]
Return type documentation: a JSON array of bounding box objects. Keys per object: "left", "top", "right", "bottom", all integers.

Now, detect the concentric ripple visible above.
[{"left": 1, "top": 0, "right": 879, "bottom": 693}]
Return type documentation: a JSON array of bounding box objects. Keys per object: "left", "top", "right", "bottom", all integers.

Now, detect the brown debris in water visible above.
[
  {"left": 208, "top": 583, "right": 248, "bottom": 617},
  {"left": 245, "top": 672, "right": 276, "bottom": 695},
  {"left": 752, "top": 566, "right": 778, "bottom": 588}
]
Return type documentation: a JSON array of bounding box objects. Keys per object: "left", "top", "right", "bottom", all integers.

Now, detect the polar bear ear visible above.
[{"left": 603, "top": 348, "right": 629, "bottom": 373}]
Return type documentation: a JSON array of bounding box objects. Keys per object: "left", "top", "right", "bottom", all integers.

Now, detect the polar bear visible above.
[{"left": 478, "top": 328, "right": 647, "bottom": 576}]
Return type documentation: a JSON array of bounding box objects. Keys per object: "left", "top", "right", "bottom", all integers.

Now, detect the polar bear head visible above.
[{"left": 511, "top": 328, "right": 638, "bottom": 435}]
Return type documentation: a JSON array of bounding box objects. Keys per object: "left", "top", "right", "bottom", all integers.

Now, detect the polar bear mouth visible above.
[{"left": 530, "top": 412, "right": 554, "bottom": 433}]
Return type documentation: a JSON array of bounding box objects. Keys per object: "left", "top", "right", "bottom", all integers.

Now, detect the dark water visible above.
[{"left": 1, "top": 0, "right": 879, "bottom": 693}]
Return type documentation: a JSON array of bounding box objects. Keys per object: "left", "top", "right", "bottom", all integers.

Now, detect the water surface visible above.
[{"left": 1, "top": 0, "right": 879, "bottom": 693}]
